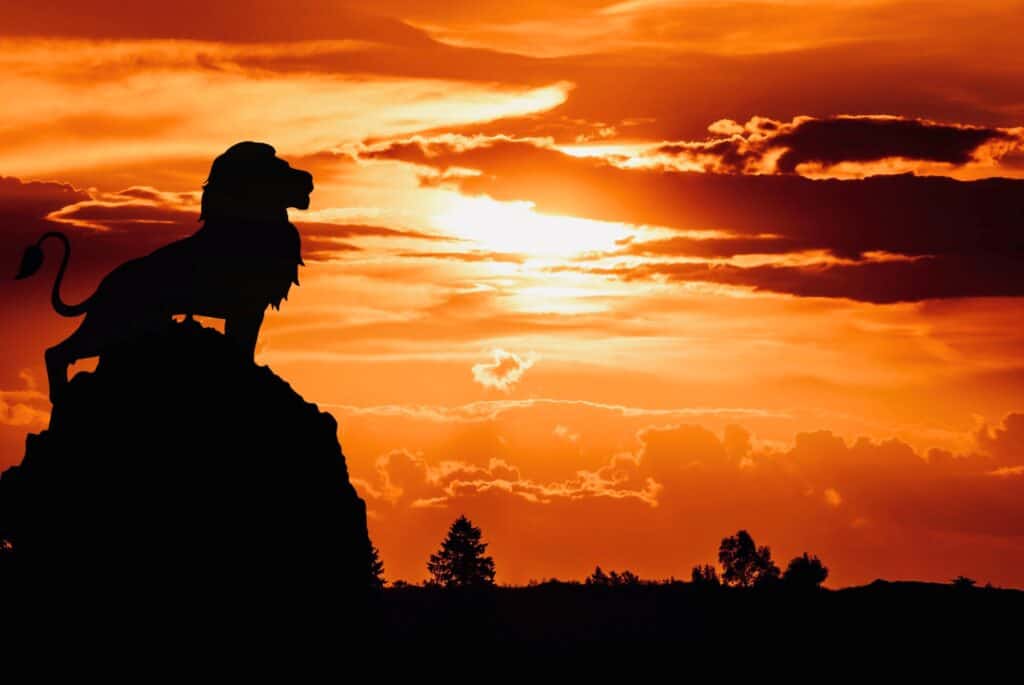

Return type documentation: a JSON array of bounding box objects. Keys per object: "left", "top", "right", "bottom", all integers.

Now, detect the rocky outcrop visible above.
[{"left": 0, "top": 322, "right": 374, "bottom": 622}]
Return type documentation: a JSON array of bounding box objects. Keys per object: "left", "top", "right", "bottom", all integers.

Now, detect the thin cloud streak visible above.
[{"left": 324, "top": 398, "right": 789, "bottom": 423}]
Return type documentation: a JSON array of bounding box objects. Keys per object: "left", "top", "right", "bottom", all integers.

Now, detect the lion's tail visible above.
[{"left": 15, "top": 232, "right": 90, "bottom": 317}]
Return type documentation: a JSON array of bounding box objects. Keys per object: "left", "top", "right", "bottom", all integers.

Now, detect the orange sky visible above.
[{"left": 2, "top": 1, "right": 1023, "bottom": 588}]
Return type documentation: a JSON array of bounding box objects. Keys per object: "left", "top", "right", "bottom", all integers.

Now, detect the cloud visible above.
[
  {"left": 49, "top": 186, "right": 200, "bottom": 232},
  {"left": 0, "top": 175, "right": 464, "bottom": 305},
  {"left": 613, "top": 234, "right": 802, "bottom": 259},
  {"left": 987, "top": 466, "right": 1024, "bottom": 478},
  {"left": 0, "top": 175, "right": 89, "bottom": 249},
  {"left": 364, "top": 135, "right": 1024, "bottom": 301},
  {"left": 361, "top": 133, "right": 555, "bottom": 161},
  {"left": 823, "top": 488, "right": 842, "bottom": 508},
  {"left": 564, "top": 254, "right": 1024, "bottom": 304},
  {"left": 368, "top": 447, "right": 660, "bottom": 508},
  {"left": 355, "top": 406, "right": 1024, "bottom": 588},
  {"left": 2, "top": 3, "right": 432, "bottom": 44},
  {"left": 770, "top": 116, "right": 1020, "bottom": 173},
  {"left": 554, "top": 424, "right": 580, "bottom": 443},
  {"left": 974, "top": 412, "right": 1024, "bottom": 465},
  {"left": 651, "top": 115, "right": 1023, "bottom": 175},
  {"left": 0, "top": 41, "right": 570, "bottom": 180},
  {"left": 0, "top": 370, "right": 49, "bottom": 427},
  {"left": 433, "top": 0, "right": 1020, "bottom": 62},
  {"left": 431, "top": 461, "right": 662, "bottom": 507},
  {"left": 296, "top": 222, "right": 455, "bottom": 261},
  {"left": 0, "top": 176, "right": 94, "bottom": 293},
  {"left": 472, "top": 349, "right": 535, "bottom": 392},
  {"left": 5, "top": 3, "right": 1024, "bottom": 156},
  {"left": 1, "top": 183, "right": 210, "bottom": 289},
  {"left": 368, "top": 446, "right": 663, "bottom": 509},
  {"left": 329, "top": 398, "right": 781, "bottom": 423},
  {"left": 0, "top": 175, "right": 88, "bottom": 219},
  {"left": 52, "top": 189, "right": 450, "bottom": 262},
  {"left": 360, "top": 135, "right": 1024, "bottom": 259},
  {"left": 397, "top": 250, "right": 527, "bottom": 264}
]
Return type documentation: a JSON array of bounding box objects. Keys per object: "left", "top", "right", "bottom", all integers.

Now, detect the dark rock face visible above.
[{"left": 0, "top": 322, "right": 373, "bottom": 622}]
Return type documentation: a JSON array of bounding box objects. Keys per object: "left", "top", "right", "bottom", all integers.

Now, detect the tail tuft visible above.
[{"left": 15, "top": 245, "right": 44, "bottom": 280}]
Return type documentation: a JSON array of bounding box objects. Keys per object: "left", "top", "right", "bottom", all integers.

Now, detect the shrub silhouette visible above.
[
  {"left": 427, "top": 515, "right": 496, "bottom": 588},
  {"left": 691, "top": 564, "right": 721, "bottom": 587},
  {"left": 783, "top": 553, "right": 829, "bottom": 589},
  {"left": 718, "top": 530, "right": 780, "bottom": 588},
  {"left": 952, "top": 575, "right": 977, "bottom": 589}
]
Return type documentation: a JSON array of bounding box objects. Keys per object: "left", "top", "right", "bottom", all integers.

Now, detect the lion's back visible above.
[{"left": 91, "top": 236, "right": 199, "bottom": 312}]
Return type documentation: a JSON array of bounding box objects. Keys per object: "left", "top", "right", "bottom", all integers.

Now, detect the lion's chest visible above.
[{"left": 181, "top": 246, "right": 298, "bottom": 314}]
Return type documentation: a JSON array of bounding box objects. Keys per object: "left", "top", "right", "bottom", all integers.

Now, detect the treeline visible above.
[
  {"left": 374, "top": 515, "right": 998, "bottom": 592},
  {"left": 583, "top": 529, "right": 828, "bottom": 591},
  {"left": 374, "top": 516, "right": 830, "bottom": 591}
]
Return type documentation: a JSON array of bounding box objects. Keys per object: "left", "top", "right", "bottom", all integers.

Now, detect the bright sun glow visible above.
[{"left": 432, "top": 195, "right": 633, "bottom": 257}]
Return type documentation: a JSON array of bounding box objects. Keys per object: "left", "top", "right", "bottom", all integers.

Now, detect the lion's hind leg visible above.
[
  {"left": 45, "top": 341, "right": 76, "bottom": 405},
  {"left": 44, "top": 321, "right": 104, "bottom": 404}
]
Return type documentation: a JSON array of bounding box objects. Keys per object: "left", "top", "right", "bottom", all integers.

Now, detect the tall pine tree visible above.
[
  {"left": 368, "top": 542, "right": 386, "bottom": 591},
  {"left": 427, "top": 515, "right": 496, "bottom": 588}
]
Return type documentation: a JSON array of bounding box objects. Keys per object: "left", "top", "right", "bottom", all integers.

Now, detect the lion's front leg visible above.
[
  {"left": 225, "top": 309, "right": 265, "bottom": 362},
  {"left": 44, "top": 345, "right": 69, "bottom": 404}
]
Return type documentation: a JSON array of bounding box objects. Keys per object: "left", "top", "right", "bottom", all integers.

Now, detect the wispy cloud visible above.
[
  {"left": 325, "top": 398, "right": 786, "bottom": 423},
  {"left": 471, "top": 348, "right": 535, "bottom": 391}
]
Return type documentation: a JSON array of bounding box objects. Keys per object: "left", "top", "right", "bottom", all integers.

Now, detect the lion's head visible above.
[{"left": 200, "top": 141, "right": 313, "bottom": 222}]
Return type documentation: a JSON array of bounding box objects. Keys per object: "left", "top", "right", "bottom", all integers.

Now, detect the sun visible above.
[{"left": 432, "top": 194, "right": 634, "bottom": 258}]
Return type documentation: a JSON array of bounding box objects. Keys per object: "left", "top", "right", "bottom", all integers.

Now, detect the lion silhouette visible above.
[{"left": 16, "top": 141, "right": 313, "bottom": 402}]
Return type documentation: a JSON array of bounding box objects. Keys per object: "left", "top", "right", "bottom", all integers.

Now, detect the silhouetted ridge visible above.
[{"left": 0, "top": 321, "right": 373, "bottom": 622}]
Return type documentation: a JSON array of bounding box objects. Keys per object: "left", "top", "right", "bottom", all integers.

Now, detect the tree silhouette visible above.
[
  {"left": 427, "top": 515, "right": 496, "bottom": 588},
  {"left": 586, "top": 566, "right": 610, "bottom": 586},
  {"left": 718, "top": 530, "right": 780, "bottom": 588},
  {"left": 783, "top": 553, "right": 828, "bottom": 589},
  {"left": 586, "top": 566, "right": 641, "bottom": 587},
  {"left": 617, "top": 570, "right": 641, "bottom": 586},
  {"left": 368, "top": 542, "right": 386, "bottom": 591},
  {"left": 952, "top": 575, "right": 976, "bottom": 589},
  {"left": 755, "top": 560, "right": 781, "bottom": 587},
  {"left": 691, "top": 564, "right": 721, "bottom": 587}
]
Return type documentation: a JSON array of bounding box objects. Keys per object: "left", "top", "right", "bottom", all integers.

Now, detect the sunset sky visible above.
[{"left": 2, "top": 1, "right": 1023, "bottom": 587}]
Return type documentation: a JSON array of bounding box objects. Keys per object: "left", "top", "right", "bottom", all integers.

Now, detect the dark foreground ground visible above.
[
  {"left": 3, "top": 575, "right": 1020, "bottom": 657},
  {"left": 375, "top": 579, "right": 1023, "bottom": 645}
]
